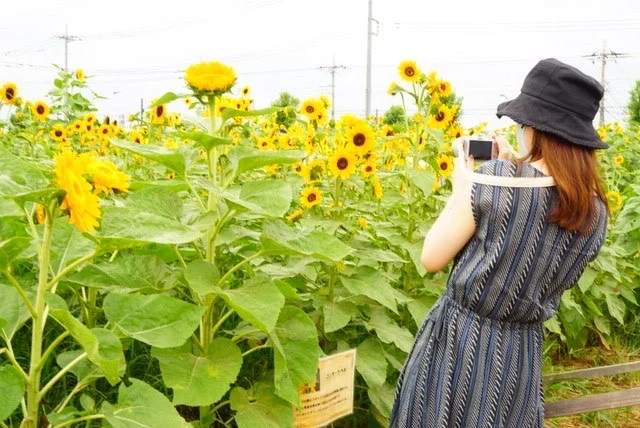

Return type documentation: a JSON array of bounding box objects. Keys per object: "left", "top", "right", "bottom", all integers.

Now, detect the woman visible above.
[{"left": 390, "top": 58, "right": 609, "bottom": 427}]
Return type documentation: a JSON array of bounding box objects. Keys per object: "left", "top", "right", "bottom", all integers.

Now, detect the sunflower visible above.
[
  {"left": 53, "top": 149, "right": 101, "bottom": 232},
  {"left": 615, "top": 155, "right": 624, "bottom": 165},
  {"left": 36, "top": 204, "right": 46, "bottom": 224},
  {"left": 184, "top": 97, "right": 192, "bottom": 107},
  {"left": 329, "top": 148, "right": 357, "bottom": 179},
  {"left": 606, "top": 191, "right": 623, "bottom": 211},
  {"left": 75, "top": 69, "right": 85, "bottom": 82},
  {"left": 83, "top": 113, "right": 96, "bottom": 124},
  {"left": 257, "top": 137, "right": 275, "bottom": 151},
  {"left": 31, "top": 100, "right": 50, "bottom": 121},
  {"left": 387, "top": 82, "right": 400, "bottom": 96},
  {"left": 379, "top": 125, "right": 394, "bottom": 137},
  {"left": 129, "top": 130, "right": 145, "bottom": 144},
  {"left": 358, "top": 218, "right": 368, "bottom": 228},
  {"left": 287, "top": 209, "right": 303, "bottom": 222},
  {"left": 51, "top": 124, "right": 67, "bottom": 142},
  {"left": 300, "top": 98, "right": 323, "bottom": 120},
  {"left": 347, "top": 122, "right": 376, "bottom": 155},
  {"left": 437, "top": 80, "right": 452, "bottom": 97},
  {"left": 241, "top": 86, "right": 250, "bottom": 97},
  {"left": 292, "top": 161, "right": 307, "bottom": 177},
  {"left": 167, "top": 172, "right": 176, "bottom": 180},
  {"left": 306, "top": 159, "right": 326, "bottom": 182},
  {"left": 185, "top": 61, "right": 236, "bottom": 94},
  {"left": 84, "top": 123, "right": 94, "bottom": 134},
  {"left": 361, "top": 158, "right": 377, "bottom": 178},
  {"left": 87, "top": 159, "right": 130, "bottom": 195},
  {"left": 1, "top": 82, "right": 17, "bottom": 104},
  {"left": 436, "top": 154, "right": 454, "bottom": 178},
  {"left": 398, "top": 60, "right": 421, "bottom": 83},
  {"left": 372, "top": 175, "right": 383, "bottom": 199},
  {"left": 152, "top": 105, "right": 166, "bottom": 124},
  {"left": 300, "top": 187, "right": 323, "bottom": 209},
  {"left": 428, "top": 105, "right": 453, "bottom": 130},
  {"left": 98, "top": 124, "right": 112, "bottom": 139}
]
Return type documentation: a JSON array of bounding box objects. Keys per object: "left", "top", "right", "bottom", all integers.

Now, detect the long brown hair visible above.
[{"left": 517, "top": 129, "right": 608, "bottom": 234}]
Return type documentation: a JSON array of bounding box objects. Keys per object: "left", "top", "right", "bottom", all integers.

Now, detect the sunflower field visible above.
[{"left": 0, "top": 59, "right": 639, "bottom": 428}]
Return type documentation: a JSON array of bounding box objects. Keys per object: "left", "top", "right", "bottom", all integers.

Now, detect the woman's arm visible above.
[
  {"left": 421, "top": 185, "right": 476, "bottom": 272},
  {"left": 421, "top": 149, "right": 477, "bottom": 273}
]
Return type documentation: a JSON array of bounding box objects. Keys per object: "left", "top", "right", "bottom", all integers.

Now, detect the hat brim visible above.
[{"left": 497, "top": 92, "right": 608, "bottom": 149}]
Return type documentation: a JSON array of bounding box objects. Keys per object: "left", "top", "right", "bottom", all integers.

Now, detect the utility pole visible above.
[
  {"left": 365, "top": 0, "right": 378, "bottom": 118},
  {"left": 56, "top": 25, "right": 80, "bottom": 71},
  {"left": 584, "top": 42, "right": 629, "bottom": 127},
  {"left": 319, "top": 57, "right": 346, "bottom": 121}
]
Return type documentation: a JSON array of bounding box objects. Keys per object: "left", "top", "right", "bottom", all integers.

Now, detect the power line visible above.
[{"left": 583, "top": 42, "right": 630, "bottom": 126}]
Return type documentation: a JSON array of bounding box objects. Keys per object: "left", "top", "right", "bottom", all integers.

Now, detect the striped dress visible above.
[{"left": 390, "top": 160, "right": 608, "bottom": 428}]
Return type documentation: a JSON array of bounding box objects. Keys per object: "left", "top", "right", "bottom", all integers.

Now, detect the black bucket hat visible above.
[{"left": 497, "top": 58, "right": 608, "bottom": 149}]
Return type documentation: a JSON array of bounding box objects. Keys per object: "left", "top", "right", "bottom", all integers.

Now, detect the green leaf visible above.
[
  {"left": 406, "top": 295, "right": 438, "bottom": 327},
  {"left": 368, "top": 382, "right": 395, "bottom": 419},
  {"left": 261, "top": 221, "right": 353, "bottom": 262},
  {"left": 0, "top": 237, "right": 31, "bottom": 270},
  {"left": 152, "top": 338, "right": 242, "bottom": 406},
  {"left": 269, "top": 306, "right": 321, "bottom": 404},
  {"left": 0, "top": 365, "right": 24, "bottom": 420},
  {"left": 222, "top": 106, "right": 280, "bottom": 122},
  {"left": 407, "top": 169, "right": 435, "bottom": 198},
  {"left": 230, "top": 384, "right": 294, "bottom": 428},
  {"left": 67, "top": 256, "right": 175, "bottom": 293},
  {"left": 594, "top": 316, "right": 611, "bottom": 335},
  {"left": 10, "top": 188, "right": 65, "bottom": 207},
  {"left": 578, "top": 267, "right": 598, "bottom": 293},
  {"left": 543, "top": 316, "right": 564, "bottom": 339},
  {"left": 582, "top": 294, "right": 603, "bottom": 316},
  {"left": 340, "top": 268, "right": 398, "bottom": 313},
  {"left": 111, "top": 139, "right": 185, "bottom": 176},
  {"left": 46, "top": 407, "right": 80, "bottom": 425},
  {"left": 402, "top": 240, "right": 427, "bottom": 277},
  {"left": 102, "top": 379, "right": 189, "bottom": 428},
  {"left": 229, "top": 146, "right": 304, "bottom": 179},
  {"left": 57, "top": 350, "right": 104, "bottom": 384},
  {"left": 0, "top": 283, "right": 31, "bottom": 340},
  {"left": 129, "top": 179, "right": 189, "bottom": 193},
  {"left": 103, "top": 293, "right": 205, "bottom": 348},
  {"left": 212, "top": 276, "right": 285, "bottom": 333},
  {"left": 618, "top": 284, "right": 638, "bottom": 306},
  {"left": 223, "top": 180, "right": 292, "bottom": 217},
  {"left": 176, "top": 130, "right": 232, "bottom": 151},
  {"left": 355, "top": 248, "right": 407, "bottom": 263},
  {"left": 605, "top": 292, "right": 626, "bottom": 325},
  {"left": 356, "top": 338, "right": 388, "bottom": 389},
  {"left": 47, "top": 294, "right": 123, "bottom": 385},
  {"left": 323, "top": 301, "right": 357, "bottom": 333},
  {"left": 151, "top": 92, "right": 186, "bottom": 107},
  {"left": 0, "top": 198, "right": 22, "bottom": 217},
  {"left": 184, "top": 260, "right": 220, "bottom": 297},
  {"left": 49, "top": 217, "right": 97, "bottom": 275},
  {"left": 365, "top": 308, "right": 414, "bottom": 353},
  {"left": 98, "top": 187, "right": 204, "bottom": 248},
  {"left": 0, "top": 149, "right": 49, "bottom": 196}
]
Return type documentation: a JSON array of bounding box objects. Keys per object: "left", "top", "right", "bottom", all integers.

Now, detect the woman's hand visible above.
[{"left": 491, "top": 133, "right": 513, "bottom": 160}]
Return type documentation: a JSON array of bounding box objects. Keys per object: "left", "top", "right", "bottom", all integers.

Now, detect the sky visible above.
[{"left": 2, "top": 0, "right": 640, "bottom": 129}]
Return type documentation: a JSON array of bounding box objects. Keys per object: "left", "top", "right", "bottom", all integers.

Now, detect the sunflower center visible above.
[
  {"left": 405, "top": 67, "right": 415, "bottom": 77},
  {"left": 353, "top": 133, "right": 366, "bottom": 146},
  {"left": 440, "top": 83, "right": 447, "bottom": 91},
  {"left": 436, "top": 112, "right": 445, "bottom": 121},
  {"left": 55, "top": 130, "right": 63, "bottom": 137},
  {"left": 156, "top": 106, "right": 164, "bottom": 117},
  {"left": 307, "top": 193, "right": 317, "bottom": 202},
  {"left": 386, "top": 129, "right": 393, "bottom": 136},
  {"left": 102, "top": 128, "right": 108, "bottom": 135},
  {"left": 6, "top": 88, "right": 15, "bottom": 100},
  {"left": 440, "top": 162, "right": 448, "bottom": 170},
  {"left": 337, "top": 158, "right": 349, "bottom": 170},
  {"left": 365, "top": 166, "right": 373, "bottom": 172},
  {"left": 305, "top": 105, "right": 315, "bottom": 114},
  {"left": 36, "top": 105, "right": 45, "bottom": 114},
  {"left": 135, "top": 137, "right": 141, "bottom": 144}
]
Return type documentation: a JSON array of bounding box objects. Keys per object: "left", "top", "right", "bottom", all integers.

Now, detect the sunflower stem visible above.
[{"left": 22, "top": 203, "right": 54, "bottom": 428}]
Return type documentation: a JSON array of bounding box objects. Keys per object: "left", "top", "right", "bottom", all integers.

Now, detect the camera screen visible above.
[{"left": 468, "top": 140, "right": 492, "bottom": 161}]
